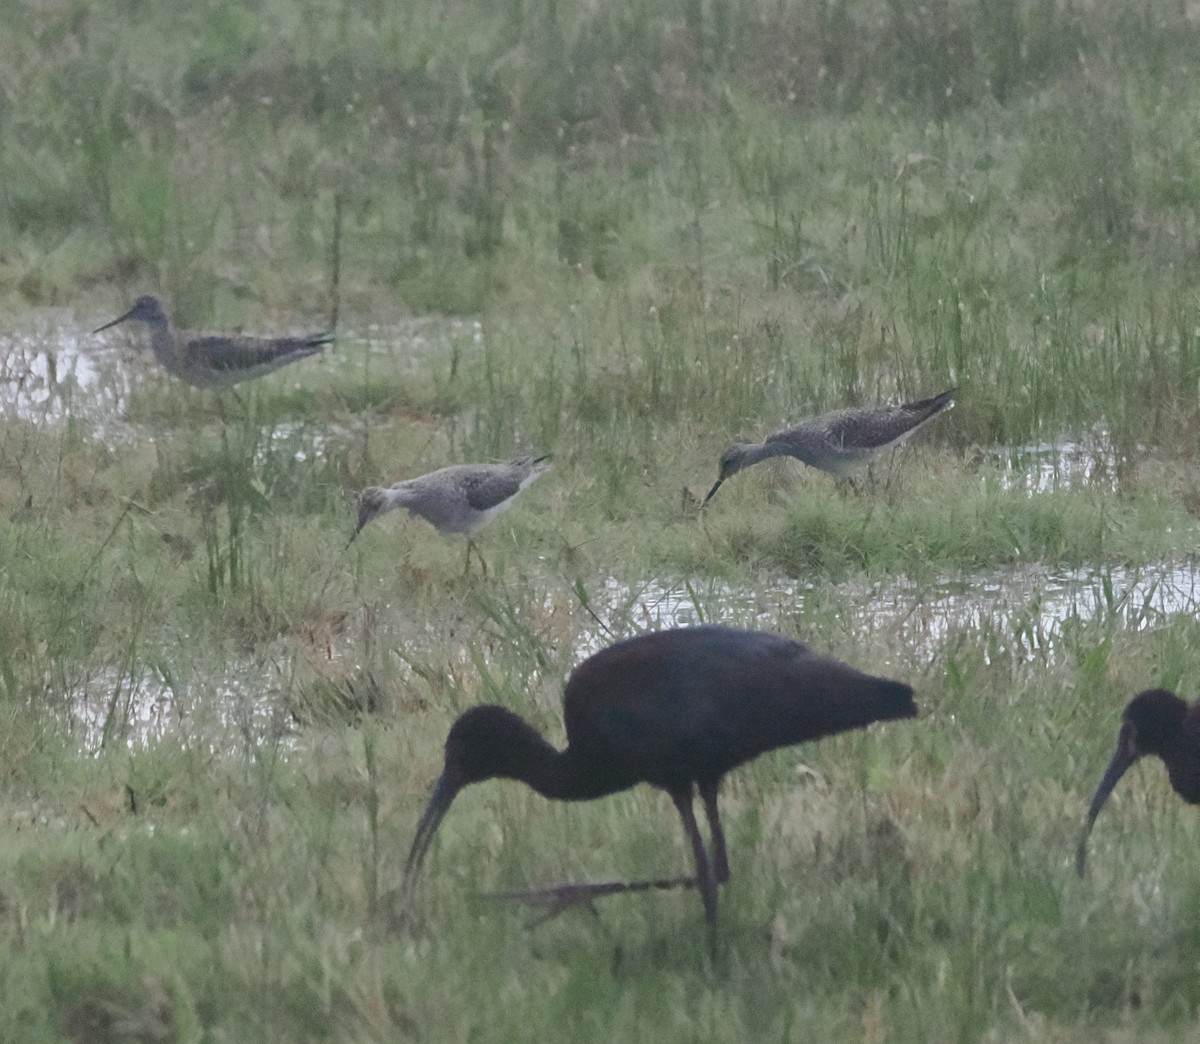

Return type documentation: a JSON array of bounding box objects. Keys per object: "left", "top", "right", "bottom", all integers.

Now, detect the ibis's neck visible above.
[{"left": 495, "top": 724, "right": 629, "bottom": 802}]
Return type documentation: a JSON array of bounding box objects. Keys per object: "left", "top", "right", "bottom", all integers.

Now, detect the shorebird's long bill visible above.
[
  {"left": 702, "top": 478, "right": 724, "bottom": 505},
  {"left": 1076, "top": 723, "right": 1138, "bottom": 876},
  {"left": 344, "top": 493, "right": 377, "bottom": 548},
  {"left": 92, "top": 306, "right": 138, "bottom": 335},
  {"left": 403, "top": 772, "right": 459, "bottom": 891},
  {"left": 352, "top": 489, "right": 388, "bottom": 539},
  {"left": 344, "top": 509, "right": 370, "bottom": 548},
  {"left": 355, "top": 502, "right": 375, "bottom": 535}
]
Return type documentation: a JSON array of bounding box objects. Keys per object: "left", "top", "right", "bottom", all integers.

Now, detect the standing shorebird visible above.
[
  {"left": 93, "top": 295, "right": 332, "bottom": 389},
  {"left": 352, "top": 454, "right": 551, "bottom": 573},
  {"left": 1076, "top": 688, "right": 1200, "bottom": 875},
  {"left": 403, "top": 625, "right": 917, "bottom": 954},
  {"left": 703, "top": 388, "right": 955, "bottom": 503}
]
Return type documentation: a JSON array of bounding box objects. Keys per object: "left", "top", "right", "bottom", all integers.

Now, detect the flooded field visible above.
[
  {"left": 73, "top": 556, "right": 1200, "bottom": 748},
  {"left": 10, "top": 313, "right": 1196, "bottom": 755},
  {"left": 71, "top": 659, "right": 291, "bottom": 753}
]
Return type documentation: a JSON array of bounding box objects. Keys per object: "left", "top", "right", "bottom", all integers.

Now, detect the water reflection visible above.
[
  {"left": 71, "top": 664, "right": 289, "bottom": 753},
  {"left": 995, "top": 432, "right": 1122, "bottom": 494},
  {"left": 0, "top": 316, "right": 128, "bottom": 433},
  {"left": 596, "top": 560, "right": 1200, "bottom": 661}
]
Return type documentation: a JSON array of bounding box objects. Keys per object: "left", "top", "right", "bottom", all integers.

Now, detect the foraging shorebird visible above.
[
  {"left": 93, "top": 295, "right": 332, "bottom": 389},
  {"left": 351, "top": 454, "right": 552, "bottom": 573},
  {"left": 703, "top": 388, "right": 955, "bottom": 503}
]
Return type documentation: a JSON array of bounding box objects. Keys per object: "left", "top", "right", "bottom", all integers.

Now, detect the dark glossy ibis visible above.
[
  {"left": 404, "top": 625, "right": 917, "bottom": 951},
  {"left": 703, "top": 388, "right": 955, "bottom": 504},
  {"left": 1077, "top": 688, "right": 1200, "bottom": 875}
]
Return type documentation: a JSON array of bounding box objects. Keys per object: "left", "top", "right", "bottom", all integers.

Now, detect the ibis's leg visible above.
[
  {"left": 670, "top": 787, "right": 718, "bottom": 955},
  {"left": 698, "top": 779, "right": 730, "bottom": 885},
  {"left": 489, "top": 787, "right": 714, "bottom": 929}
]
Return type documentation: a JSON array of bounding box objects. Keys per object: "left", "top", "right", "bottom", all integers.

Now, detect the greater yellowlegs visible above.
[
  {"left": 93, "top": 295, "right": 332, "bottom": 388},
  {"left": 352, "top": 454, "right": 552, "bottom": 572},
  {"left": 704, "top": 388, "right": 955, "bottom": 503}
]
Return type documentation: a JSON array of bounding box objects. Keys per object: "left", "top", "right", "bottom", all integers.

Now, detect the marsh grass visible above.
[{"left": 5, "top": 0, "right": 1200, "bottom": 1039}]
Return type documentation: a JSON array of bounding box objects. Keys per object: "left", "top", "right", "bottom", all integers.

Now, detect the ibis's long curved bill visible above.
[
  {"left": 702, "top": 478, "right": 724, "bottom": 505},
  {"left": 1076, "top": 723, "right": 1138, "bottom": 876},
  {"left": 403, "top": 773, "right": 459, "bottom": 890}
]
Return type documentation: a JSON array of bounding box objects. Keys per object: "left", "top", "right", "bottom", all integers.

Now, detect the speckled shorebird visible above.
[
  {"left": 351, "top": 454, "right": 552, "bottom": 573},
  {"left": 1076, "top": 688, "right": 1200, "bottom": 875},
  {"left": 93, "top": 294, "right": 332, "bottom": 389},
  {"left": 703, "top": 388, "right": 955, "bottom": 503}
]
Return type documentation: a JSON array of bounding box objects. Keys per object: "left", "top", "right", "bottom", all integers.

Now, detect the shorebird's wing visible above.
[
  {"left": 463, "top": 472, "right": 524, "bottom": 512},
  {"left": 186, "top": 334, "right": 329, "bottom": 379},
  {"left": 821, "top": 403, "right": 945, "bottom": 451}
]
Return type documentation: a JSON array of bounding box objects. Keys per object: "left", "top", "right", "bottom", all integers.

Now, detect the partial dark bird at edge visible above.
[{"left": 1077, "top": 688, "right": 1200, "bottom": 875}]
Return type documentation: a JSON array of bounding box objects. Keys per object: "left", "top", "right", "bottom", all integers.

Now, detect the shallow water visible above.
[
  {"left": 3, "top": 311, "right": 480, "bottom": 438},
  {"left": 71, "top": 660, "right": 292, "bottom": 753},
  {"left": 0, "top": 312, "right": 128, "bottom": 434},
  {"left": 592, "top": 559, "right": 1200, "bottom": 661},
  {"left": 72, "top": 558, "right": 1200, "bottom": 748},
  {"left": 996, "top": 432, "right": 1123, "bottom": 494}
]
